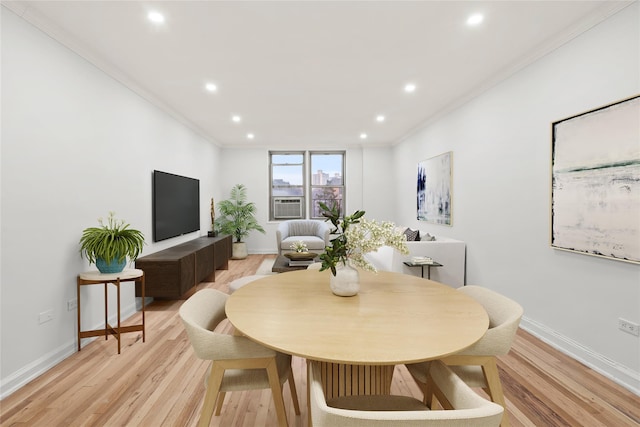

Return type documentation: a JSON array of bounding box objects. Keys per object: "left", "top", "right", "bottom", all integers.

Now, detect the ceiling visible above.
[{"left": 3, "top": 1, "right": 632, "bottom": 148}]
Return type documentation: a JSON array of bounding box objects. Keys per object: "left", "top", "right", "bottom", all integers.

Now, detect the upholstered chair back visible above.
[
  {"left": 457, "top": 286, "right": 523, "bottom": 356},
  {"left": 309, "top": 359, "right": 503, "bottom": 427}
]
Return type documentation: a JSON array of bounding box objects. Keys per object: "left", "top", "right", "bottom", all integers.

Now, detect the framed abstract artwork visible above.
[
  {"left": 417, "top": 151, "right": 452, "bottom": 225},
  {"left": 551, "top": 95, "right": 640, "bottom": 264}
]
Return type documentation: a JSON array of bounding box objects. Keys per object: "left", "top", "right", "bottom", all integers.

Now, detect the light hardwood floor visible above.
[{"left": 1, "top": 254, "right": 638, "bottom": 426}]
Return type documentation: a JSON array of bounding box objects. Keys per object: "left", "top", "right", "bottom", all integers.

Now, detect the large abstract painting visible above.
[
  {"left": 551, "top": 95, "right": 640, "bottom": 263},
  {"left": 417, "top": 151, "right": 452, "bottom": 225}
]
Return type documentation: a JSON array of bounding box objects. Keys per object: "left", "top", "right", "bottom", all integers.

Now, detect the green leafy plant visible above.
[
  {"left": 217, "top": 184, "right": 265, "bottom": 243},
  {"left": 319, "top": 201, "right": 408, "bottom": 275},
  {"left": 79, "top": 212, "right": 145, "bottom": 264}
]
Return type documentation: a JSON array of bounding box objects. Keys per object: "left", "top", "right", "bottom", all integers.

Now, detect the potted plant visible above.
[
  {"left": 217, "top": 184, "right": 265, "bottom": 259},
  {"left": 79, "top": 211, "right": 145, "bottom": 273}
]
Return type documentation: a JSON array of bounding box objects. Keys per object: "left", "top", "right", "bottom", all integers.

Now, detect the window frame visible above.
[
  {"left": 269, "top": 151, "right": 306, "bottom": 221},
  {"left": 309, "top": 151, "right": 346, "bottom": 220}
]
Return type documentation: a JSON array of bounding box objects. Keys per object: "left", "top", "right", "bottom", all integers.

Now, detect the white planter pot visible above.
[{"left": 231, "top": 242, "right": 248, "bottom": 260}]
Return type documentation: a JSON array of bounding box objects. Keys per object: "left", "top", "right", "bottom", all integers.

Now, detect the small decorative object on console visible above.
[{"left": 208, "top": 197, "right": 217, "bottom": 237}]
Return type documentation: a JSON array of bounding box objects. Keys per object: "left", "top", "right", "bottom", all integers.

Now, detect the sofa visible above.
[
  {"left": 275, "top": 220, "right": 331, "bottom": 255},
  {"left": 364, "top": 233, "right": 466, "bottom": 288}
]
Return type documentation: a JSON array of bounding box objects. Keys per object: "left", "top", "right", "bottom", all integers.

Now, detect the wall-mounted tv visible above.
[{"left": 153, "top": 170, "right": 200, "bottom": 242}]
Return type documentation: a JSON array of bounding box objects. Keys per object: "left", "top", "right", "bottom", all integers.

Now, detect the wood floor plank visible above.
[{"left": 1, "top": 254, "right": 638, "bottom": 426}]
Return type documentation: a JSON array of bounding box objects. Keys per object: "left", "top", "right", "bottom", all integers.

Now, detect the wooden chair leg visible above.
[
  {"left": 423, "top": 375, "right": 435, "bottom": 408},
  {"left": 287, "top": 370, "right": 301, "bottom": 415},
  {"left": 482, "top": 358, "right": 510, "bottom": 427},
  {"left": 409, "top": 365, "right": 433, "bottom": 408},
  {"left": 199, "top": 363, "right": 225, "bottom": 427},
  {"left": 214, "top": 391, "right": 225, "bottom": 416},
  {"left": 307, "top": 362, "right": 313, "bottom": 427},
  {"left": 266, "top": 358, "right": 289, "bottom": 427}
]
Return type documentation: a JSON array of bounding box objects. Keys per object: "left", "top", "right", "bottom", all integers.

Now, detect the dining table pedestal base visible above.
[{"left": 317, "top": 361, "right": 394, "bottom": 399}]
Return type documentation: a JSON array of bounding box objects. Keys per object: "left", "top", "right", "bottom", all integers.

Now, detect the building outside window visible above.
[{"left": 310, "top": 151, "right": 345, "bottom": 219}]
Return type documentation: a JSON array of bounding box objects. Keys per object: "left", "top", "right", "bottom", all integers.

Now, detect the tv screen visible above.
[{"left": 153, "top": 170, "right": 200, "bottom": 242}]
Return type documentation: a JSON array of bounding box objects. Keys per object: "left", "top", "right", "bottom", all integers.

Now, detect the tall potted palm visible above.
[{"left": 217, "top": 184, "right": 265, "bottom": 259}]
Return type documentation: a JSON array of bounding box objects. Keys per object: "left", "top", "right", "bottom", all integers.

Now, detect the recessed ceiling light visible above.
[
  {"left": 147, "top": 11, "right": 165, "bottom": 24},
  {"left": 404, "top": 83, "right": 416, "bottom": 93},
  {"left": 247, "top": 133, "right": 255, "bottom": 139},
  {"left": 232, "top": 115, "right": 241, "bottom": 123},
  {"left": 205, "top": 83, "right": 217, "bottom": 92},
  {"left": 467, "top": 13, "right": 484, "bottom": 26},
  {"left": 376, "top": 115, "right": 385, "bottom": 123},
  {"left": 360, "top": 133, "right": 368, "bottom": 139}
]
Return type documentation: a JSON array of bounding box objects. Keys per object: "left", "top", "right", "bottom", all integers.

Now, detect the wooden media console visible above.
[{"left": 135, "top": 234, "right": 231, "bottom": 299}]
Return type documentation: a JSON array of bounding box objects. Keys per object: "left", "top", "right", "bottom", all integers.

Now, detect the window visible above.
[
  {"left": 269, "top": 151, "right": 345, "bottom": 220},
  {"left": 270, "top": 152, "right": 305, "bottom": 220},
  {"left": 310, "top": 151, "right": 345, "bottom": 219}
]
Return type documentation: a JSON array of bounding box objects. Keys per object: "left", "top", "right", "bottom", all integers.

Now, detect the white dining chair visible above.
[
  {"left": 179, "top": 288, "right": 300, "bottom": 427},
  {"left": 308, "top": 359, "right": 503, "bottom": 427},
  {"left": 406, "top": 285, "right": 523, "bottom": 427}
]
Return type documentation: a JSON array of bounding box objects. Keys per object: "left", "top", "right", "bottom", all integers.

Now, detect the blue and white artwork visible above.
[
  {"left": 551, "top": 95, "right": 640, "bottom": 263},
  {"left": 417, "top": 152, "right": 452, "bottom": 225}
]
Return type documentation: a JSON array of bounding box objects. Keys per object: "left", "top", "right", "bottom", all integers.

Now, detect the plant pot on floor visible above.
[{"left": 232, "top": 242, "right": 248, "bottom": 260}]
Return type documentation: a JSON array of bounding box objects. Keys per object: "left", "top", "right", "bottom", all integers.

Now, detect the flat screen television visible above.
[{"left": 153, "top": 170, "right": 200, "bottom": 242}]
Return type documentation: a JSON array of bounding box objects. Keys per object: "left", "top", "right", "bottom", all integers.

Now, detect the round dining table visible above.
[{"left": 226, "top": 268, "right": 488, "bottom": 398}]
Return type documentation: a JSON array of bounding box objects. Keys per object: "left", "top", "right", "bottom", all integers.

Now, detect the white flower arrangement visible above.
[
  {"left": 343, "top": 218, "right": 409, "bottom": 272},
  {"left": 318, "top": 202, "right": 409, "bottom": 275},
  {"left": 290, "top": 240, "right": 308, "bottom": 253}
]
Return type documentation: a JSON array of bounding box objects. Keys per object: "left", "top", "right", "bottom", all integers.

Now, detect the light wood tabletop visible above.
[{"left": 226, "top": 269, "right": 489, "bottom": 366}]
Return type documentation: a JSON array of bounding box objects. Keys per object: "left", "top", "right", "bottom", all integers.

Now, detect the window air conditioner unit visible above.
[{"left": 274, "top": 198, "right": 303, "bottom": 219}]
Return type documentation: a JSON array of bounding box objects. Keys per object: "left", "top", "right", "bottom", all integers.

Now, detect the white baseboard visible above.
[
  {"left": 520, "top": 316, "right": 640, "bottom": 396},
  {"left": 0, "top": 300, "right": 141, "bottom": 399}
]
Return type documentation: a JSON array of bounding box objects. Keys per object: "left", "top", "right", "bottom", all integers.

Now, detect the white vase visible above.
[{"left": 330, "top": 262, "right": 360, "bottom": 297}]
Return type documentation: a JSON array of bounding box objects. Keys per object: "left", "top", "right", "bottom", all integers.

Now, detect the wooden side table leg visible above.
[
  {"left": 77, "top": 277, "right": 81, "bottom": 351},
  {"left": 141, "top": 274, "right": 145, "bottom": 343},
  {"left": 116, "top": 278, "right": 121, "bottom": 354},
  {"left": 104, "top": 282, "right": 108, "bottom": 340}
]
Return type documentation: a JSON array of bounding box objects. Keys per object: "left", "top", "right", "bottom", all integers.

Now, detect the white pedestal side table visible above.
[{"left": 77, "top": 268, "right": 145, "bottom": 354}]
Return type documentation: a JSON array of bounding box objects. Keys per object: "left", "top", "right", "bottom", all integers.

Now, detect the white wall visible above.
[
  {"left": 393, "top": 4, "right": 640, "bottom": 392},
  {"left": 0, "top": 8, "right": 222, "bottom": 397}
]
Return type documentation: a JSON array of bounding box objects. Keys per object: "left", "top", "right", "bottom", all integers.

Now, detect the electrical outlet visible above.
[
  {"left": 618, "top": 318, "right": 640, "bottom": 337},
  {"left": 38, "top": 309, "right": 54, "bottom": 324},
  {"left": 67, "top": 298, "right": 78, "bottom": 311}
]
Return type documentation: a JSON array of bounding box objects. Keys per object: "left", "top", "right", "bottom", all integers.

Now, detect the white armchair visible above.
[{"left": 276, "top": 220, "right": 331, "bottom": 255}]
